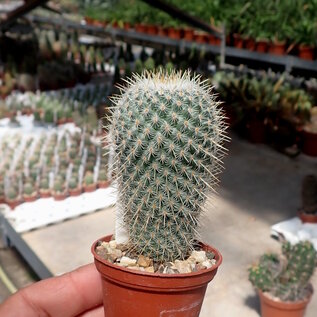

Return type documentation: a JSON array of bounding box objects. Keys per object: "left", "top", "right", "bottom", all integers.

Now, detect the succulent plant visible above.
[
  {"left": 53, "top": 180, "right": 65, "bottom": 193},
  {"left": 23, "top": 183, "right": 35, "bottom": 196},
  {"left": 7, "top": 187, "right": 18, "bottom": 200},
  {"left": 40, "top": 178, "right": 49, "bottom": 190},
  {"left": 68, "top": 177, "right": 78, "bottom": 189},
  {"left": 301, "top": 175, "right": 317, "bottom": 214},
  {"left": 108, "top": 70, "right": 227, "bottom": 262},
  {"left": 98, "top": 171, "right": 107, "bottom": 181},
  {"left": 84, "top": 172, "right": 94, "bottom": 185},
  {"left": 249, "top": 241, "right": 317, "bottom": 301}
]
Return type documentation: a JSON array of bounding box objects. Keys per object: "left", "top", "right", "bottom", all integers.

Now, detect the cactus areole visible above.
[{"left": 109, "top": 71, "right": 227, "bottom": 262}]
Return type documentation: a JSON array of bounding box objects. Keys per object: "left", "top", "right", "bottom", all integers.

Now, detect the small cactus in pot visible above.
[
  {"left": 83, "top": 172, "right": 96, "bottom": 192},
  {"left": 68, "top": 176, "right": 82, "bottom": 196},
  {"left": 249, "top": 241, "right": 316, "bottom": 317},
  {"left": 6, "top": 187, "right": 20, "bottom": 210},
  {"left": 23, "top": 182, "right": 37, "bottom": 202},
  {"left": 92, "top": 71, "right": 228, "bottom": 317},
  {"left": 39, "top": 177, "right": 51, "bottom": 198},
  {"left": 52, "top": 179, "right": 67, "bottom": 201},
  {"left": 97, "top": 170, "right": 110, "bottom": 188}
]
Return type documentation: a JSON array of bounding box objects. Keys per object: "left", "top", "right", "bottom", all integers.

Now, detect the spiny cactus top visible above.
[
  {"left": 249, "top": 241, "right": 316, "bottom": 301},
  {"left": 108, "top": 71, "right": 227, "bottom": 262}
]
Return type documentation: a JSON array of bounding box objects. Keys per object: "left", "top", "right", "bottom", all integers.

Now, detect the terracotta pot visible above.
[
  {"left": 23, "top": 194, "right": 38, "bottom": 203},
  {"left": 84, "top": 17, "right": 94, "bottom": 25},
  {"left": 209, "top": 35, "right": 221, "bottom": 46},
  {"left": 168, "top": 28, "right": 181, "bottom": 39},
  {"left": 6, "top": 199, "right": 21, "bottom": 210},
  {"left": 268, "top": 41, "right": 286, "bottom": 55},
  {"left": 298, "top": 211, "right": 317, "bottom": 223},
  {"left": 146, "top": 25, "right": 158, "bottom": 35},
  {"left": 183, "top": 29, "right": 194, "bottom": 41},
  {"left": 92, "top": 235, "right": 222, "bottom": 317},
  {"left": 247, "top": 119, "right": 266, "bottom": 144},
  {"left": 298, "top": 45, "right": 314, "bottom": 61},
  {"left": 40, "top": 190, "right": 51, "bottom": 198},
  {"left": 259, "top": 290, "right": 312, "bottom": 317},
  {"left": 123, "top": 22, "right": 131, "bottom": 30},
  {"left": 69, "top": 187, "right": 82, "bottom": 197},
  {"left": 84, "top": 183, "right": 97, "bottom": 192},
  {"left": 233, "top": 33, "right": 244, "bottom": 49},
  {"left": 98, "top": 180, "right": 111, "bottom": 189},
  {"left": 301, "top": 130, "right": 317, "bottom": 156},
  {"left": 135, "top": 24, "right": 146, "bottom": 33},
  {"left": 195, "top": 32, "right": 208, "bottom": 44},
  {"left": 256, "top": 40, "right": 269, "bottom": 53},
  {"left": 157, "top": 26, "right": 168, "bottom": 37},
  {"left": 245, "top": 38, "right": 256, "bottom": 51},
  {"left": 53, "top": 192, "right": 67, "bottom": 201}
]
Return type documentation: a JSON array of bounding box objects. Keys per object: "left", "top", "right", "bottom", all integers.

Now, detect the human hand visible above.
[{"left": 0, "top": 263, "right": 103, "bottom": 317}]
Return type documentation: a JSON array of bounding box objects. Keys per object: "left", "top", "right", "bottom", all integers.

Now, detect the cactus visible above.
[
  {"left": 53, "top": 180, "right": 65, "bottom": 193},
  {"left": 7, "top": 187, "right": 18, "bottom": 200},
  {"left": 108, "top": 70, "right": 227, "bottom": 262},
  {"left": 249, "top": 241, "right": 316, "bottom": 301},
  {"left": 68, "top": 177, "right": 78, "bottom": 189},
  {"left": 84, "top": 172, "right": 94, "bottom": 185},
  {"left": 40, "top": 178, "right": 49, "bottom": 190},
  {"left": 24, "top": 183, "right": 35, "bottom": 196},
  {"left": 301, "top": 175, "right": 317, "bottom": 214}
]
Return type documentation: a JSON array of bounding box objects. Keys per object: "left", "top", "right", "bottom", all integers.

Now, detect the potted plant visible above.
[
  {"left": 301, "top": 107, "right": 317, "bottom": 156},
  {"left": 97, "top": 171, "right": 110, "bottom": 189},
  {"left": 39, "top": 177, "right": 51, "bottom": 198},
  {"left": 91, "top": 71, "right": 227, "bottom": 316},
  {"left": 5, "top": 187, "right": 20, "bottom": 210},
  {"left": 68, "top": 176, "right": 82, "bottom": 197},
  {"left": 23, "top": 183, "right": 37, "bottom": 203},
  {"left": 298, "top": 175, "right": 317, "bottom": 223},
  {"left": 0, "top": 181, "right": 5, "bottom": 204},
  {"left": 83, "top": 172, "right": 97, "bottom": 192},
  {"left": 52, "top": 179, "right": 67, "bottom": 201},
  {"left": 249, "top": 241, "right": 316, "bottom": 317}
]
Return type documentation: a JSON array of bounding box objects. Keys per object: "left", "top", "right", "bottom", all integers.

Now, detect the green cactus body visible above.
[
  {"left": 109, "top": 71, "right": 227, "bottom": 262},
  {"left": 249, "top": 241, "right": 316, "bottom": 301},
  {"left": 24, "top": 183, "right": 34, "bottom": 196}
]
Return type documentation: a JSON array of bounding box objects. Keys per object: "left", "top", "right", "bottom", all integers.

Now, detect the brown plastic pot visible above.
[
  {"left": 23, "top": 194, "right": 38, "bottom": 203},
  {"left": 194, "top": 32, "right": 208, "bottom": 44},
  {"left": 233, "top": 33, "right": 244, "bottom": 49},
  {"left": 84, "top": 183, "right": 97, "bottom": 193},
  {"left": 157, "top": 26, "right": 168, "bottom": 37},
  {"left": 298, "top": 45, "right": 314, "bottom": 61},
  {"left": 146, "top": 25, "right": 158, "bottom": 35},
  {"left": 298, "top": 211, "right": 317, "bottom": 223},
  {"left": 245, "top": 38, "right": 256, "bottom": 51},
  {"left": 92, "top": 235, "right": 222, "bottom": 317},
  {"left": 268, "top": 41, "right": 286, "bottom": 55},
  {"left": 69, "top": 187, "right": 82, "bottom": 197},
  {"left": 135, "top": 24, "right": 146, "bottom": 33},
  {"left": 183, "top": 29, "right": 195, "bottom": 41},
  {"left": 40, "top": 190, "right": 51, "bottom": 198},
  {"left": 6, "top": 199, "right": 21, "bottom": 210},
  {"left": 53, "top": 192, "right": 67, "bottom": 201},
  {"left": 301, "top": 129, "right": 317, "bottom": 156},
  {"left": 259, "top": 290, "right": 312, "bottom": 317},
  {"left": 98, "top": 180, "right": 111, "bottom": 189},
  {"left": 168, "top": 28, "right": 182, "bottom": 39},
  {"left": 256, "top": 40, "right": 269, "bottom": 53}
]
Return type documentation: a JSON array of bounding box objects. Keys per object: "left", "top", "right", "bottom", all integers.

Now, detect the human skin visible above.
[{"left": 0, "top": 263, "right": 103, "bottom": 317}]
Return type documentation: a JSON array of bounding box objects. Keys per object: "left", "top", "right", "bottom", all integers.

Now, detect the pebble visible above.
[
  {"left": 96, "top": 240, "right": 216, "bottom": 274},
  {"left": 137, "top": 255, "right": 152, "bottom": 268},
  {"left": 189, "top": 250, "right": 207, "bottom": 263},
  {"left": 120, "top": 256, "right": 137, "bottom": 267}
]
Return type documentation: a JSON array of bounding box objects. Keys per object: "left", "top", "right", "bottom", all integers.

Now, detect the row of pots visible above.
[
  {"left": 84, "top": 18, "right": 315, "bottom": 60},
  {"left": 0, "top": 180, "right": 111, "bottom": 210}
]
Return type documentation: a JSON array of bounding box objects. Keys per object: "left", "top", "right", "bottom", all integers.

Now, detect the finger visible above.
[
  {"left": 0, "top": 263, "right": 103, "bottom": 317},
  {"left": 77, "top": 305, "right": 104, "bottom": 317}
]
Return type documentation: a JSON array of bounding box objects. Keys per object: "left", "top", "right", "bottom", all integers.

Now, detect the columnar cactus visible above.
[
  {"left": 108, "top": 71, "right": 227, "bottom": 262},
  {"left": 249, "top": 241, "right": 317, "bottom": 301}
]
